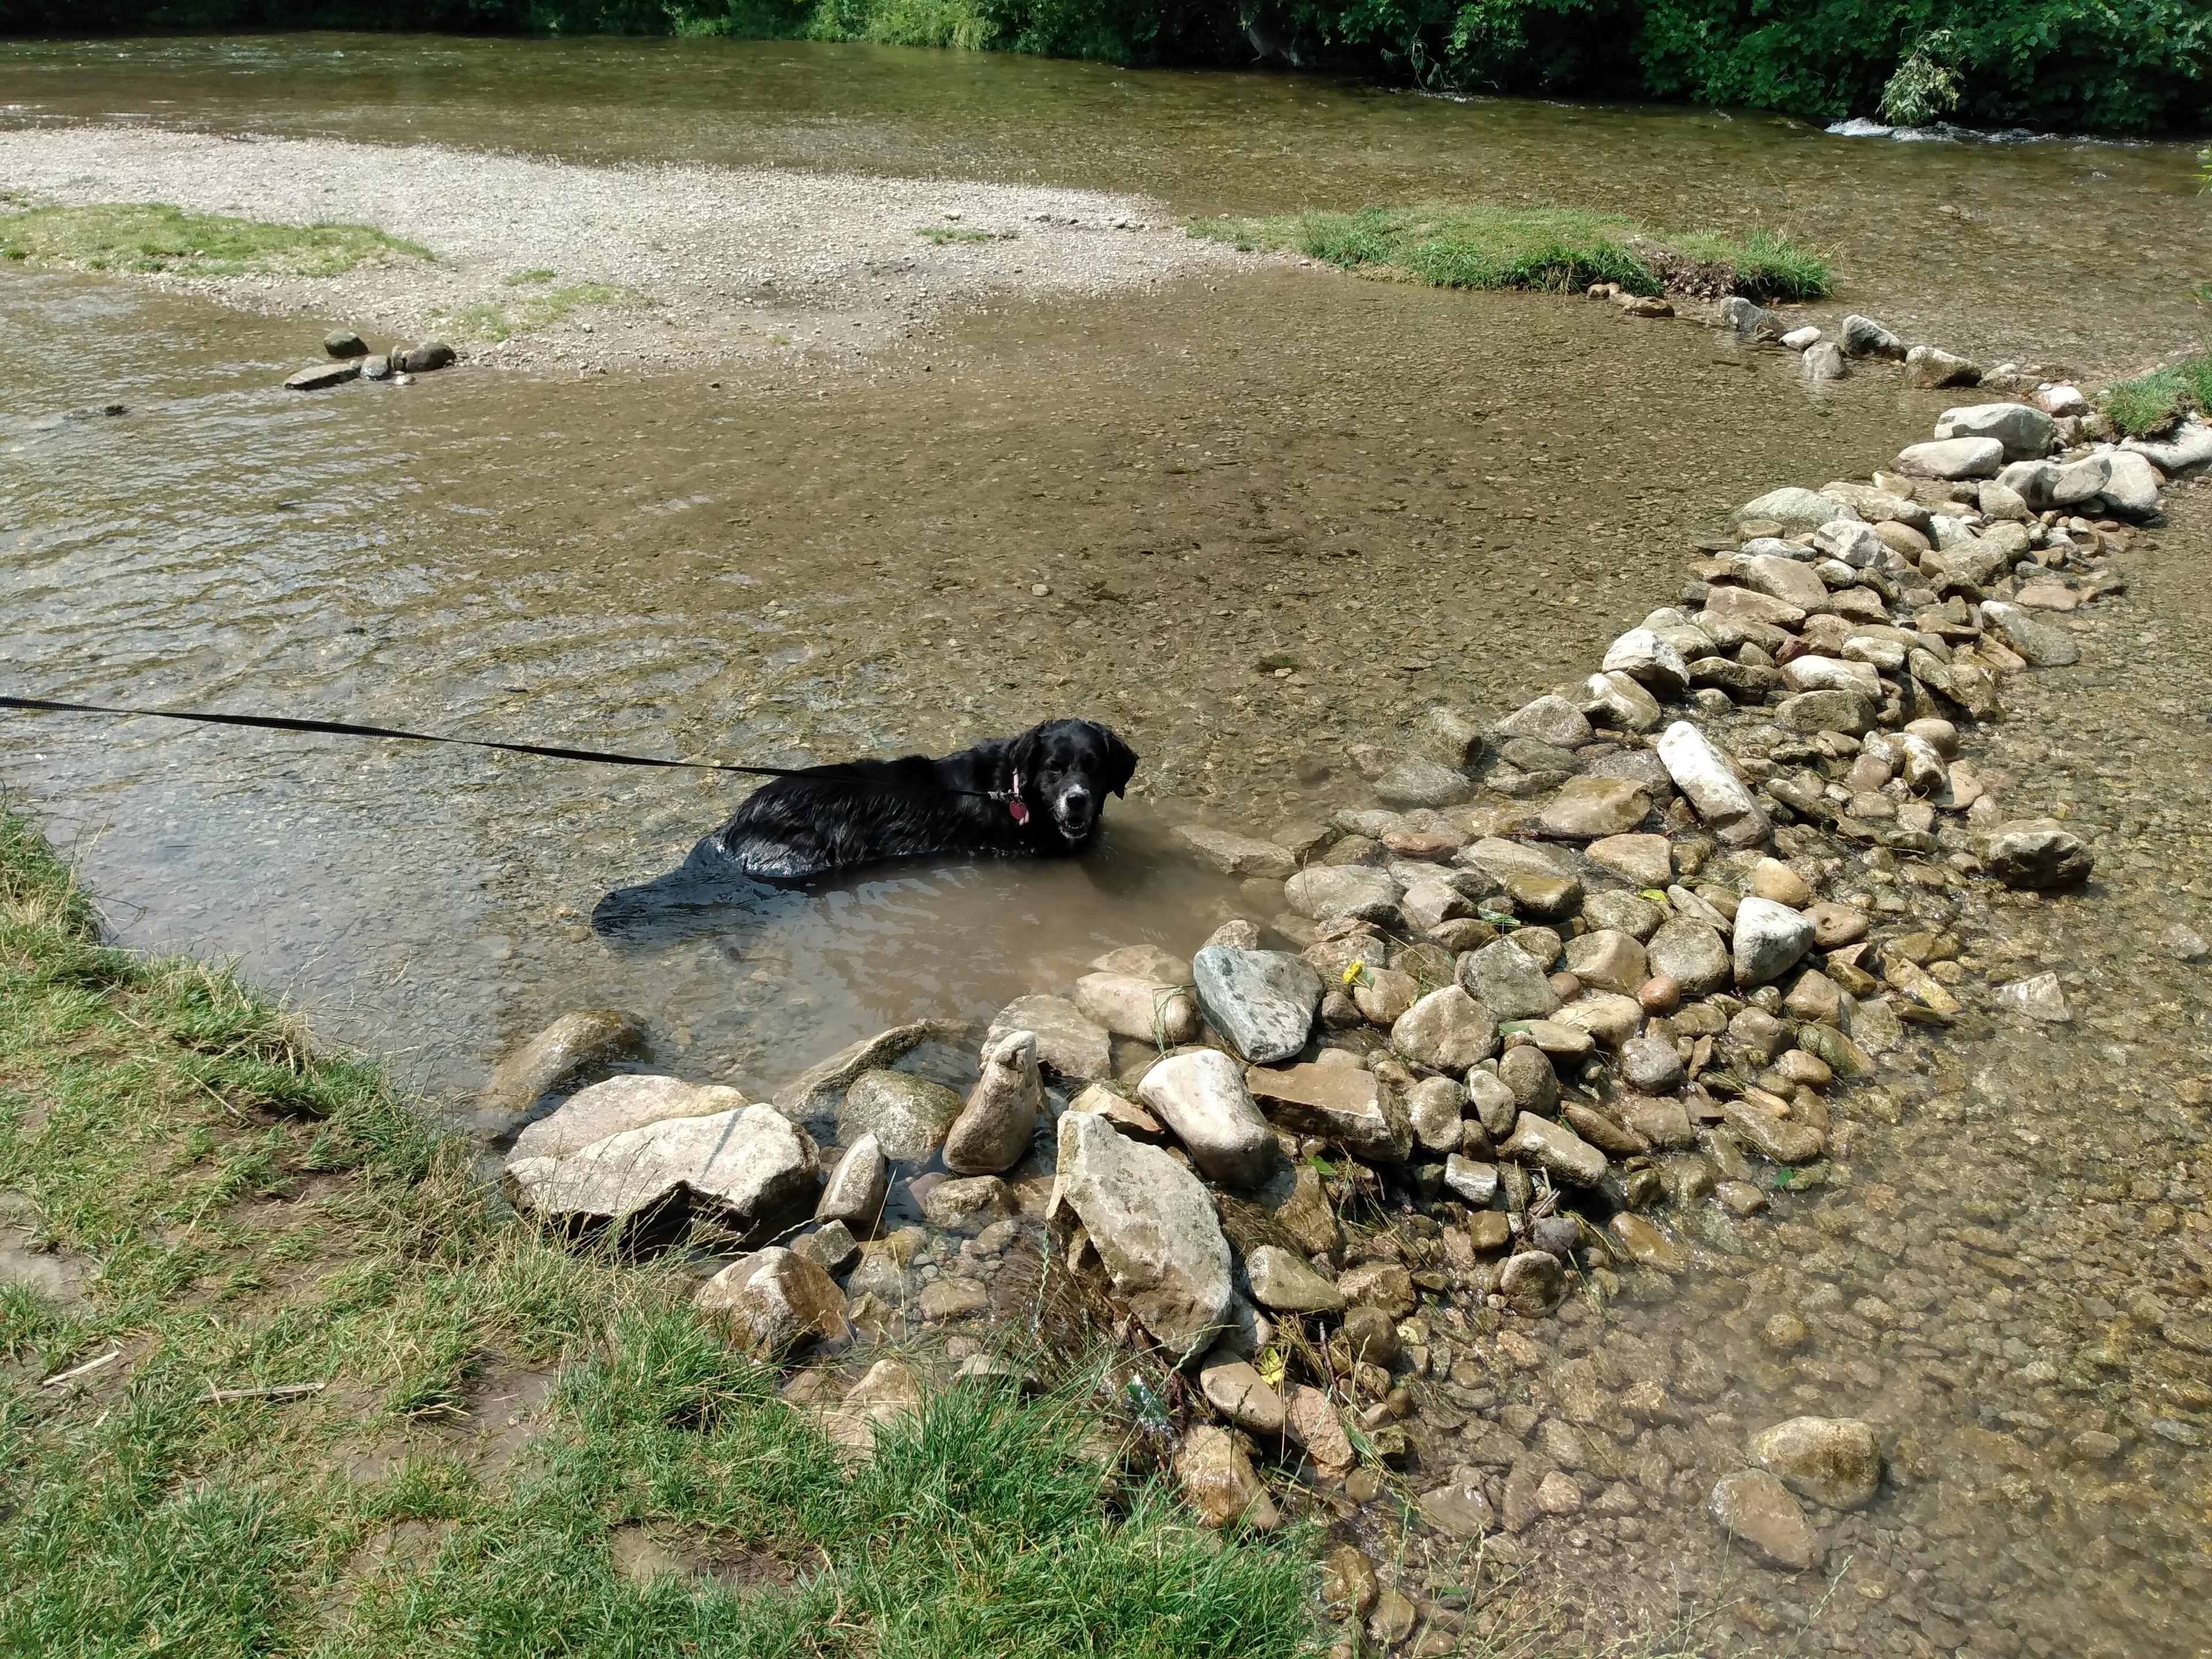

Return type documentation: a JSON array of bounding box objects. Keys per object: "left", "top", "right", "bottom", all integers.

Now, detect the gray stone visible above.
[
  {"left": 1600, "top": 627, "right": 1690, "bottom": 698},
  {"left": 793, "top": 1218, "right": 859, "bottom": 1275},
  {"left": 1498, "top": 1249, "right": 1566, "bottom": 1315},
  {"left": 1406, "top": 1074, "right": 1467, "bottom": 1154},
  {"left": 1198, "top": 1353, "right": 1287, "bottom": 1437},
  {"left": 396, "top": 340, "right": 456, "bottom": 373},
  {"left": 1192, "top": 946, "right": 1323, "bottom": 1063},
  {"left": 922, "top": 1175, "right": 1017, "bottom": 1233},
  {"left": 1174, "top": 825, "right": 1297, "bottom": 880},
  {"left": 1719, "top": 296, "right": 1782, "bottom": 337},
  {"left": 475, "top": 1008, "right": 650, "bottom": 1138},
  {"left": 1996, "top": 454, "right": 2109, "bottom": 512},
  {"left": 839, "top": 1070, "right": 963, "bottom": 1163},
  {"left": 1466, "top": 1069, "right": 1518, "bottom": 1138},
  {"left": 1494, "top": 694, "right": 1592, "bottom": 749},
  {"left": 1732, "top": 896, "right": 1814, "bottom": 987},
  {"left": 506, "top": 1103, "right": 819, "bottom": 1242},
  {"left": 943, "top": 1029, "right": 1043, "bottom": 1175},
  {"left": 1979, "top": 601, "right": 2079, "bottom": 668},
  {"left": 1619, "top": 1034, "right": 1685, "bottom": 1093},
  {"left": 2097, "top": 450, "right": 2165, "bottom": 521},
  {"left": 1646, "top": 918, "right": 1730, "bottom": 997},
  {"left": 988, "top": 995, "right": 1111, "bottom": 1082},
  {"left": 1283, "top": 865, "right": 1400, "bottom": 925},
  {"left": 2124, "top": 416, "right": 2212, "bottom": 476},
  {"left": 1896, "top": 437, "right": 2003, "bottom": 480},
  {"left": 1934, "top": 401, "right": 2059, "bottom": 460},
  {"left": 1709, "top": 1469, "right": 1817, "bottom": 1571},
  {"left": 1052, "top": 1112, "right": 1236, "bottom": 1361},
  {"left": 283, "top": 360, "right": 360, "bottom": 391},
  {"left": 1904, "top": 344, "right": 1982, "bottom": 389},
  {"left": 1244, "top": 1242, "right": 1345, "bottom": 1314},
  {"left": 1564, "top": 929, "right": 1647, "bottom": 995},
  {"left": 1839, "top": 313, "right": 1905, "bottom": 360},
  {"left": 696, "top": 1246, "right": 849, "bottom": 1356},
  {"left": 1536, "top": 775, "right": 1652, "bottom": 840},
  {"left": 1392, "top": 986, "right": 1500, "bottom": 1073},
  {"left": 509, "top": 1073, "right": 740, "bottom": 1162},
  {"left": 1137, "top": 1050, "right": 1279, "bottom": 1187},
  {"left": 1983, "top": 819, "right": 2093, "bottom": 889},
  {"left": 1584, "top": 669, "right": 1664, "bottom": 733},
  {"left": 1800, "top": 340, "right": 1847, "bottom": 382},
  {"left": 775, "top": 1019, "right": 961, "bottom": 1114},
  {"left": 817, "top": 1133, "right": 889, "bottom": 1229},
  {"left": 1247, "top": 1062, "right": 1411, "bottom": 1161},
  {"left": 1734, "top": 487, "right": 1855, "bottom": 533},
  {"left": 1719, "top": 1092, "right": 1825, "bottom": 1164},
  {"left": 1443, "top": 1153, "right": 1498, "bottom": 1206},
  {"left": 1657, "top": 721, "right": 1770, "bottom": 848},
  {"left": 1775, "top": 689, "right": 1876, "bottom": 737},
  {"left": 1581, "top": 889, "right": 1664, "bottom": 942},
  {"left": 1749, "top": 1416, "right": 1884, "bottom": 1510},
  {"left": 359, "top": 354, "right": 391, "bottom": 381},
  {"left": 324, "top": 328, "right": 368, "bottom": 358},
  {"left": 1500, "top": 1113, "right": 1607, "bottom": 1185},
  {"left": 1374, "top": 755, "right": 1474, "bottom": 808},
  {"left": 1073, "top": 971, "right": 1200, "bottom": 1046},
  {"left": 1731, "top": 551, "right": 1830, "bottom": 613},
  {"left": 1497, "top": 1043, "right": 1558, "bottom": 1115},
  {"left": 1458, "top": 938, "right": 1560, "bottom": 1022},
  {"left": 1412, "top": 704, "right": 1488, "bottom": 767}
]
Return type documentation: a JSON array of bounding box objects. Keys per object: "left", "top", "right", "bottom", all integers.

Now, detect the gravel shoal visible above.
[{"left": 0, "top": 124, "right": 1249, "bottom": 371}]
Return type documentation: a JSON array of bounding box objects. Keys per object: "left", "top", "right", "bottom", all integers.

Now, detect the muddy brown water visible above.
[{"left": 3, "top": 36, "right": 2210, "bottom": 1658}]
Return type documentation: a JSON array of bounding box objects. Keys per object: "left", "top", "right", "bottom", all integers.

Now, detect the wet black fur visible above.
[{"left": 592, "top": 718, "right": 1137, "bottom": 932}]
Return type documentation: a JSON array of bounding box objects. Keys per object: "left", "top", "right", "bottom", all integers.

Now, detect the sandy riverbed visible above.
[{"left": 0, "top": 124, "right": 1251, "bottom": 369}]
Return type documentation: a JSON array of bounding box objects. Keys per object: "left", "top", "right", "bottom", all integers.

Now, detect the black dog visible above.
[{"left": 592, "top": 718, "right": 1137, "bottom": 932}]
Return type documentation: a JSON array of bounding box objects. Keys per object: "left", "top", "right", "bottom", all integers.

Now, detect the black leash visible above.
[{"left": 0, "top": 694, "right": 1010, "bottom": 800}]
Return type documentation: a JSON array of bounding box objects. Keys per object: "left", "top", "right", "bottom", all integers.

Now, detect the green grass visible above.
[
  {"left": 502, "top": 267, "right": 558, "bottom": 286},
  {"left": 1191, "top": 203, "right": 1831, "bottom": 302},
  {"left": 431, "top": 282, "right": 644, "bottom": 342},
  {"left": 916, "top": 224, "right": 1018, "bottom": 245},
  {"left": 0, "top": 202, "right": 431, "bottom": 278},
  {"left": 2103, "top": 351, "right": 2212, "bottom": 437},
  {"left": 0, "top": 809, "right": 1321, "bottom": 1658}
]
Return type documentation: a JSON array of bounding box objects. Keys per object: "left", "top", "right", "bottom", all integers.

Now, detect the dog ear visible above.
[
  {"left": 1007, "top": 725, "right": 1044, "bottom": 788},
  {"left": 1097, "top": 726, "right": 1138, "bottom": 798}
]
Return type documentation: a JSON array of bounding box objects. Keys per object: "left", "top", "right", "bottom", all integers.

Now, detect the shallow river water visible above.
[{"left": 3, "top": 35, "right": 2209, "bottom": 1658}]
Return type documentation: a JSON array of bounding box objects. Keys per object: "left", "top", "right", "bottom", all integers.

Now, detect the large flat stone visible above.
[{"left": 1192, "top": 947, "right": 1323, "bottom": 1064}]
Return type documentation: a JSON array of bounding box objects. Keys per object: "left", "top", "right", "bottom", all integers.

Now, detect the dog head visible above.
[{"left": 1009, "top": 719, "right": 1138, "bottom": 844}]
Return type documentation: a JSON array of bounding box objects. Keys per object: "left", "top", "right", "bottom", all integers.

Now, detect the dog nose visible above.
[{"left": 1063, "top": 788, "right": 1092, "bottom": 817}]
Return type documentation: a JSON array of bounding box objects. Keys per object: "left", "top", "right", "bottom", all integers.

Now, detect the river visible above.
[{"left": 2, "top": 32, "right": 2207, "bottom": 1658}]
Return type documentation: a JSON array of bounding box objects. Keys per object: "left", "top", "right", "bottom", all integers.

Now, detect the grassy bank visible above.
[
  {"left": 1190, "top": 204, "right": 1832, "bottom": 302},
  {"left": 2104, "top": 350, "right": 2212, "bottom": 438},
  {"left": 0, "top": 201, "right": 431, "bottom": 278},
  {"left": 0, "top": 809, "right": 1319, "bottom": 1657}
]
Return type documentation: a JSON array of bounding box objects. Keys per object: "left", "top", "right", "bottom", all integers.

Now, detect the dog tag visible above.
[{"left": 1009, "top": 799, "right": 1030, "bottom": 825}]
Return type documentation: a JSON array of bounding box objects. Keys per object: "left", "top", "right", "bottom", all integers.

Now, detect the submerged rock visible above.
[
  {"left": 1982, "top": 819, "right": 2093, "bottom": 889},
  {"left": 1709, "top": 1469, "right": 1818, "bottom": 1570},
  {"left": 1749, "top": 1416, "right": 1884, "bottom": 1510}
]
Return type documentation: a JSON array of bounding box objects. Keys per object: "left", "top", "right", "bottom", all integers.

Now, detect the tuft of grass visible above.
[
  {"left": 0, "top": 807, "right": 1322, "bottom": 1658},
  {"left": 916, "top": 223, "right": 1017, "bottom": 245},
  {"left": 0, "top": 202, "right": 431, "bottom": 278},
  {"left": 2103, "top": 352, "right": 2212, "bottom": 437},
  {"left": 502, "top": 267, "right": 558, "bottom": 286},
  {"left": 1193, "top": 202, "right": 1832, "bottom": 301},
  {"left": 431, "top": 281, "right": 643, "bottom": 342}
]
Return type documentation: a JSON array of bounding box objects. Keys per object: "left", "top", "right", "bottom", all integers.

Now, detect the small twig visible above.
[
  {"left": 202, "top": 1380, "right": 327, "bottom": 1404},
  {"left": 40, "top": 1349, "right": 122, "bottom": 1387}
]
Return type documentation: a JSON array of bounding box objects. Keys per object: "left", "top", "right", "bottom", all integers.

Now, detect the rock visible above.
[
  {"left": 2162, "top": 923, "right": 2209, "bottom": 963},
  {"left": 1657, "top": 721, "right": 1769, "bottom": 847},
  {"left": 816, "top": 1357, "right": 925, "bottom": 1455},
  {"left": 817, "top": 1133, "right": 889, "bottom": 1229},
  {"left": 2097, "top": 450, "right": 2165, "bottom": 520},
  {"left": 1781, "top": 654, "right": 1880, "bottom": 698},
  {"left": 1734, "top": 487, "right": 1855, "bottom": 533},
  {"left": 1800, "top": 341, "right": 1847, "bottom": 382},
  {"left": 1246, "top": 1062, "right": 1410, "bottom": 1161},
  {"left": 1732, "top": 896, "right": 1815, "bottom": 987},
  {"left": 323, "top": 328, "right": 368, "bottom": 358},
  {"left": 508, "top": 1072, "right": 738, "bottom": 1162},
  {"left": 1374, "top": 755, "right": 1474, "bottom": 809},
  {"left": 1199, "top": 1354, "right": 1287, "bottom": 1437},
  {"left": 1584, "top": 669, "right": 1664, "bottom": 733},
  {"left": 1996, "top": 454, "right": 2109, "bottom": 512},
  {"left": 1137, "top": 1050, "right": 1279, "bottom": 1187},
  {"left": 1421, "top": 1475, "right": 1497, "bottom": 1537},
  {"left": 1073, "top": 971, "right": 1200, "bottom": 1046},
  {"left": 943, "top": 1029, "right": 1043, "bottom": 1175},
  {"left": 1601, "top": 627, "right": 1690, "bottom": 698},
  {"left": 1494, "top": 694, "right": 1592, "bottom": 749},
  {"left": 1934, "top": 400, "right": 2058, "bottom": 460},
  {"left": 1406, "top": 1075, "right": 1466, "bottom": 1154},
  {"left": 1497, "top": 1043, "right": 1558, "bottom": 1114},
  {"left": 1781, "top": 324, "right": 1821, "bottom": 350},
  {"left": 1646, "top": 918, "right": 1730, "bottom": 997},
  {"left": 983, "top": 997, "right": 1108, "bottom": 1082},
  {"left": 922, "top": 1176, "right": 1017, "bottom": 1233},
  {"left": 1586, "top": 833, "right": 1673, "bottom": 888},
  {"left": 1839, "top": 313, "right": 1905, "bottom": 360},
  {"left": 1499, "top": 1113, "right": 1607, "bottom": 1185},
  {"left": 1411, "top": 705, "right": 1487, "bottom": 768},
  {"left": 506, "top": 1102, "right": 818, "bottom": 1240},
  {"left": 775, "top": 1020, "right": 959, "bottom": 1115},
  {"left": 1283, "top": 865, "right": 1400, "bottom": 926},
  {"left": 1709, "top": 1469, "right": 1818, "bottom": 1570},
  {"left": 283, "top": 360, "right": 360, "bottom": 391},
  {"left": 1983, "top": 819, "right": 2093, "bottom": 889},
  {"left": 1351, "top": 965, "right": 1420, "bottom": 1025},
  {"left": 2125, "top": 415, "right": 2212, "bottom": 476},
  {"left": 1175, "top": 825, "right": 1297, "bottom": 880},
  {"left": 1338, "top": 1259, "right": 1416, "bottom": 1317},
  {"left": 1457, "top": 938, "right": 1560, "bottom": 1022},
  {"left": 1203, "top": 918, "right": 1263, "bottom": 951},
  {"left": 1175, "top": 1424, "right": 1279, "bottom": 1529},
  {"left": 395, "top": 340, "right": 456, "bottom": 373},
  {"left": 1443, "top": 1153, "right": 1498, "bottom": 1206},
  {"left": 1749, "top": 1416, "right": 1884, "bottom": 1510},
  {"left": 1775, "top": 689, "right": 1876, "bottom": 737},
  {"left": 1563, "top": 929, "right": 1647, "bottom": 995},
  {"left": 1498, "top": 1249, "right": 1566, "bottom": 1316},
  {"left": 1051, "top": 1112, "right": 1236, "bottom": 1361},
  {"left": 839, "top": 1071, "right": 963, "bottom": 1163},
  {"left": 1537, "top": 776, "right": 1651, "bottom": 840},
  {"left": 697, "top": 1247, "right": 849, "bottom": 1355},
  {"left": 1610, "top": 1213, "right": 1685, "bottom": 1272},
  {"left": 1896, "top": 437, "right": 2003, "bottom": 480},
  {"left": 1466, "top": 1069, "right": 1518, "bottom": 1138},
  {"left": 1719, "top": 1091, "right": 1825, "bottom": 1165},
  {"left": 2035, "top": 383, "right": 2092, "bottom": 417},
  {"left": 1904, "top": 344, "right": 1982, "bottom": 389},
  {"left": 1244, "top": 1242, "right": 1345, "bottom": 1314},
  {"left": 1619, "top": 1033, "right": 1685, "bottom": 1093},
  {"left": 1719, "top": 295, "right": 1782, "bottom": 336},
  {"left": 1732, "top": 551, "right": 1831, "bottom": 613},
  {"left": 1978, "top": 600, "right": 2080, "bottom": 668},
  {"left": 1192, "top": 946, "right": 1323, "bottom": 1063},
  {"left": 1286, "top": 1385, "right": 1357, "bottom": 1475},
  {"left": 1393, "top": 986, "right": 1499, "bottom": 1073},
  {"left": 793, "top": 1218, "right": 859, "bottom": 1274},
  {"left": 475, "top": 1009, "right": 650, "bottom": 1139}
]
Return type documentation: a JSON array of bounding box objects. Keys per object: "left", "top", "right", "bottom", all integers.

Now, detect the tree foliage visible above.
[{"left": 6, "top": 0, "right": 2208, "bottom": 133}]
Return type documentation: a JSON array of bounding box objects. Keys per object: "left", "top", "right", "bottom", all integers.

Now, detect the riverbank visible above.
[
  {"left": 0, "top": 810, "right": 1319, "bottom": 1655},
  {"left": 0, "top": 125, "right": 1247, "bottom": 370}
]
